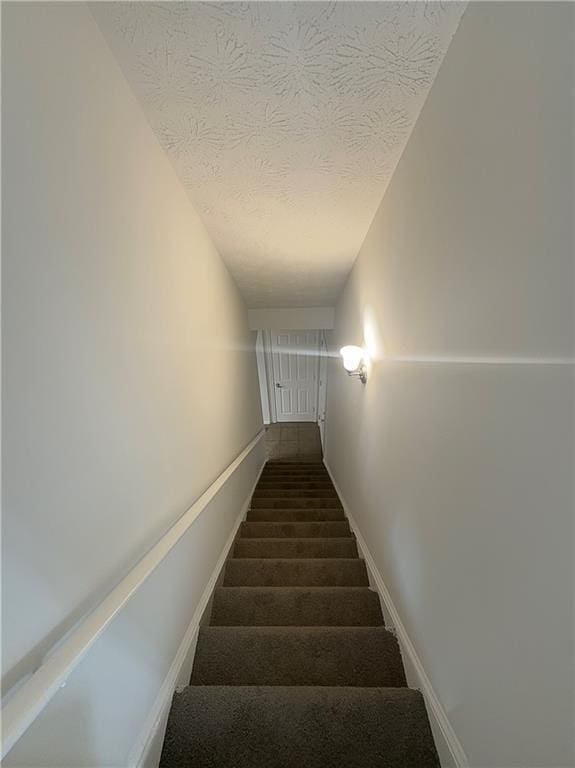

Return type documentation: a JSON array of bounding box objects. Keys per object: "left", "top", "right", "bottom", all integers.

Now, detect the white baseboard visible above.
[
  {"left": 127, "top": 460, "right": 266, "bottom": 768},
  {"left": 323, "top": 460, "right": 469, "bottom": 768}
]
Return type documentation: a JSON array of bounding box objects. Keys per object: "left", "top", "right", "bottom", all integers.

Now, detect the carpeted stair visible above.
[{"left": 160, "top": 461, "right": 440, "bottom": 768}]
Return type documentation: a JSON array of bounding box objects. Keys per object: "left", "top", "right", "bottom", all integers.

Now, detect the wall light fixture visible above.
[{"left": 340, "top": 345, "right": 367, "bottom": 384}]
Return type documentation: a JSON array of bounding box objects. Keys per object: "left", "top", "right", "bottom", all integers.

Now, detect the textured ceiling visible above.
[{"left": 92, "top": 2, "right": 465, "bottom": 307}]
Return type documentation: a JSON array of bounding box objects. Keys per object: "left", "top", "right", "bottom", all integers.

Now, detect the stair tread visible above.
[
  {"left": 247, "top": 508, "right": 345, "bottom": 521},
  {"left": 261, "top": 471, "right": 330, "bottom": 475},
  {"left": 262, "top": 466, "right": 328, "bottom": 470},
  {"left": 260, "top": 478, "right": 331, "bottom": 483},
  {"left": 256, "top": 487, "right": 335, "bottom": 491},
  {"left": 233, "top": 541, "right": 356, "bottom": 559},
  {"left": 210, "top": 586, "right": 384, "bottom": 626},
  {"left": 233, "top": 537, "right": 357, "bottom": 559},
  {"left": 191, "top": 626, "right": 406, "bottom": 687},
  {"left": 260, "top": 475, "right": 330, "bottom": 479},
  {"left": 160, "top": 686, "right": 439, "bottom": 768},
  {"left": 253, "top": 489, "right": 338, "bottom": 496},
  {"left": 238, "top": 535, "right": 354, "bottom": 540},
  {"left": 261, "top": 472, "right": 330, "bottom": 475},
  {"left": 261, "top": 469, "right": 329, "bottom": 472},
  {"left": 255, "top": 486, "right": 336, "bottom": 491},
  {"left": 224, "top": 558, "right": 369, "bottom": 586},
  {"left": 261, "top": 464, "right": 327, "bottom": 468},
  {"left": 240, "top": 521, "right": 351, "bottom": 538},
  {"left": 251, "top": 498, "right": 343, "bottom": 509}
]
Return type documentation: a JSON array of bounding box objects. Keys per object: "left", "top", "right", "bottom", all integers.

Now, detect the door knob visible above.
[{"left": 275, "top": 383, "right": 284, "bottom": 388}]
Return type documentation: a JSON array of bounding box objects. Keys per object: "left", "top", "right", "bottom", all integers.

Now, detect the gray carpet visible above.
[
  {"left": 247, "top": 506, "right": 345, "bottom": 521},
  {"left": 259, "top": 464, "right": 335, "bottom": 477},
  {"left": 161, "top": 687, "right": 439, "bottom": 768},
  {"left": 191, "top": 627, "right": 407, "bottom": 687},
  {"left": 160, "top": 461, "right": 440, "bottom": 767},
  {"left": 233, "top": 536, "right": 358, "bottom": 558},
  {"left": 210, "top": 586, "right": 384, "bottom": 626},
  {"left": 251, "top": 497, "right": 343, "bottom": 509},
  {"left": 255, "top": 480, "right": 336, "bottom": 489},
  {"left": 264, "top": 422, "right": 323, "bottom": 463},
  {"left": 240, "top": 520, "right": 351, "bottom": 537},
  {"left": 253, "top": 488, "right": 339, "bottom": 498},
  {"left": 223, "top": 558, "right": 369, "bottom": 586}
]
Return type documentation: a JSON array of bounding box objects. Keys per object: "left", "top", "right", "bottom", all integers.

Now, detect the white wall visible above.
[
  {"left": 2, "top": 3, "right": 263, "bottom": 764},
  {"left": 248, "top": 307, "right": 335, "bottom": 330},
  {"left": 325, "top": 4, "right": 574, "bottom": 768}
]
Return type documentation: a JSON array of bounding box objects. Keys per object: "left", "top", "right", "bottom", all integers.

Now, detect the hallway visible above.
[{"left": 2, "top": 3, "right": 573, "bottom": 768}]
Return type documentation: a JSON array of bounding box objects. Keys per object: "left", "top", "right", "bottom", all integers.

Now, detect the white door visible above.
[{"left": 271, "top": 330, "right": 319, "bottom": 422}]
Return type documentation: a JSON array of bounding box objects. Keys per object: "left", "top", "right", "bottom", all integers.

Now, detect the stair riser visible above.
[
  {"left": 261, "top": 467, "right": 328, "bottom": 474},
  {"left": 239, "top": 521, "right": 351, "bottom": 538},
  {"left": 260, "top": 476, "right": 331, "bottom": 483},
  {"left": 255, "top": 482, "right": 336, "bottom": 490},
  {"left": 211, "top": 588, "right": 384, "bottom": 626},
  {"left": 262, "top": 468, "right": 328, "bottom": 474},
  {"left": 251, "top": 498, "right": 342, "bottom": 509},
  {"left": 263, "top": 462, "right": 325, "bottom": 467},
  {"left": 191, "top": 627, "right": 407, "bottom": 687},
  {"left": 234, "top": 538, "right": 358, "bottom": 559},
  {"left": 253, "top": 489, "right": 339, "bottom": 498},
  {"left": 260, "top": 477, "right": 330, "bottom": 484},
  {"left": 223, "top": 559, "right": 369, "bottom": 587},
  {"left": 247, "top": 508, "right": 345, "bottom": 521}
]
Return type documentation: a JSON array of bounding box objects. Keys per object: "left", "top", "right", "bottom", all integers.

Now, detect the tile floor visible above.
[{"left": 264, "top": 422, "right": 323, "bottom": 463}]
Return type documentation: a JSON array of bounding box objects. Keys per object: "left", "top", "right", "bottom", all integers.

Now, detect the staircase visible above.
[{"left": 160, "top": 461, "right": 440, "bottom": 767}]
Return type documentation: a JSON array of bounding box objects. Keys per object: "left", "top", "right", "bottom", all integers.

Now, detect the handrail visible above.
[{"left": 1, "top": 428, "right": 265, "bottom": 759}]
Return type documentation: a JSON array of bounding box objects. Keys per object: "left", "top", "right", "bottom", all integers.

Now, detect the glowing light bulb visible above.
[{"left": 340, "top": 345, "right": 364, "bottom": 372}]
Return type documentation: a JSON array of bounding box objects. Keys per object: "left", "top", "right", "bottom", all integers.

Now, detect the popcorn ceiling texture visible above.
[{"left": 92, "top": 2, "right": 465, "bottom": 307}]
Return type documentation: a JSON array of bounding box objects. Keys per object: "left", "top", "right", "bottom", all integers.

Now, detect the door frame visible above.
[
  {"left": 317, "top": 331, "right": 328, "bottom": 449},
  {"left": 263, "top": 329, "right": 321, "bottom": 424},
  {"left": 262, "top": 330, "right": 277, "bottom": 423}
]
